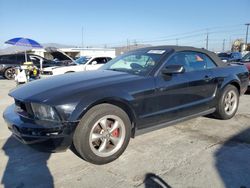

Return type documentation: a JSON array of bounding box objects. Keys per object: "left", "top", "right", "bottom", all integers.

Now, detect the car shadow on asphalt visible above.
[
  {"left": 1, "top": 136, "right": 54, "bottom": 188},
  {"left": 143, "top": 173, "right": 172, "bottom": 188},
  {"left": 215, "top": 128, "right": 250, "bottom": 188}
]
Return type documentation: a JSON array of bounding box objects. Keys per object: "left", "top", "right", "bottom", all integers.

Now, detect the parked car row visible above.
[
  {"left": 239, "top": 52, "right": 250, "bottom": 84},
  {"left": 217, "top": 52, "right": 242, "bottom": 62},
  {"left": 0, "top": 48, "right": 73, "bottom": 80},
  {"left": 0, "top": 48, "right": 113, "bottom": 80},
  {"left": 0, "top": 53, "right": 55, "bottom": 79}
]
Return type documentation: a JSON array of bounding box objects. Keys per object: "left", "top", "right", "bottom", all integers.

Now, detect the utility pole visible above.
[
  {"left": 228, "top": 36, "right": 232, "bottom": 51},
  {"left": 134, "top": 40, "right": 137, "bottom": 46},
  {"left": 206, "top": 31, "right": 209, "bottom": 50},
  {"left": 176, "top": 38, "right": 178, "bottom": 46},
  {"left": 222, "top": 39, "right": 226, "bottom": 52},
  {"left": 245, "top": 23, "right": 250, "bottom": 45},
  {"left": 127, "top": 39, "right": 130, "bottom": 51},
  {"left": 81, "top": 27, "right": 84, "bottom": 48}
]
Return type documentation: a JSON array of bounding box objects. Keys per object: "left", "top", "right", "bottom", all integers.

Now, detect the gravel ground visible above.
[{"left": 0, "top": 78, "right": 250, "bottom": 188}]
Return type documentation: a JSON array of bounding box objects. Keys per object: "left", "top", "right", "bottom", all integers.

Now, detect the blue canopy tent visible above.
[{"left": 5, "top": 37, "right": 43, "bottom": 62}]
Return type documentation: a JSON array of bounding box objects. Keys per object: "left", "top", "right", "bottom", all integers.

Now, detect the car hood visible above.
[
  {"left": 9, "top": 70, "right": 141, "bottom": 103},
  {"left": 45, "top": 47, "right": 74, "bottom": 61}
]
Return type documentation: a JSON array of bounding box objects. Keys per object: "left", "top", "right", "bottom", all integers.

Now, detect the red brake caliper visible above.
[{"left": 112, "top": 128, "right": 119, "bottom": 137}]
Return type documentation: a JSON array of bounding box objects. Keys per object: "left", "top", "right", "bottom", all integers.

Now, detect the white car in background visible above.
[{"left": 41, "top": 56, "right": 112, "bottom": 77}]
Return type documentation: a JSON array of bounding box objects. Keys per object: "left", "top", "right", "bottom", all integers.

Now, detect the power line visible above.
[
  {"left": 90, "top": 23, "right": 247, "bottom": 47},
  {"left": 127, "top": 23, "right": 243, "bottom": 42}
]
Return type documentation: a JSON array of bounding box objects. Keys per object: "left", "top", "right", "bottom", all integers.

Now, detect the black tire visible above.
[
  {"left": 213, "top": 85, "right": 239, "bottom": 120},
  {"left": 73, "top": 104, "right": 131, "bottom": 165},
  {"left": 4, "top": 67, "right": 15, "bottom": 80}
]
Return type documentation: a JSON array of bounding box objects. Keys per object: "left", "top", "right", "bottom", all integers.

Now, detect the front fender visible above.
[{"left": 69, "top": 88, "right": 135, "bottom": 122}]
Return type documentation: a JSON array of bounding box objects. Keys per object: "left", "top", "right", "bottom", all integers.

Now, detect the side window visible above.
[
  {"left": 166, "top": 52, "right": 206, "bottom": 72},
  {"left": 97, "top": 58, "right": 107, "bottom": 64},
  {"left": 16, "top": 55, "right": 25, "bottom": 63},
  {"left": 243, "top": 53, "right": 250, "bottom": 61},
  {"left": 185, "top": 52, "right": 206, "bottom": 71},
  {"left": 202, "top": 54, "right": 217, "bottom": 69},
  {"left": 90, "top": 58, "right": 107, "bottom": 64},
  {"left": 1, "top": 56, "right": 9, "bottom": 61},
  {"left": 6, "top": 55, "right": 17, "bottom": 62},
  {"left": 106, "top": 57, "right": 112, "bottom": 62},
  {"left": 30, "top": 56, "right": 41, "bottom": 64}
]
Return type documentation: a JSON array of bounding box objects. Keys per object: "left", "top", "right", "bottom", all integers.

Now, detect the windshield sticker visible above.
[{"left": 147, "top": 50, "right": 166, "bottom": 54}]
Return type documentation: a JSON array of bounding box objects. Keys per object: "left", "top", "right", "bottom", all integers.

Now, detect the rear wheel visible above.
[
  {"left": 73, "top": 104, "right": 131, "bottom": 164},
  {"left": 213, "top": 85, "right": 239, "bottom": 119},
  {"left": 4, "top": 67, "right": 15, "bottom": 80}
]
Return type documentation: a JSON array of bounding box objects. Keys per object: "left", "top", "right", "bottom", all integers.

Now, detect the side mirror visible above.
[
  {"left": 91, "top": 61, "right": 97, "bottom": 65},
  {"left": 162, "top": 65, "right": 185, "bottom": 75}
]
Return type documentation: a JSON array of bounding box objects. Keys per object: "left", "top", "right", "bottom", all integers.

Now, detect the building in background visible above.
[
  {"left": 30, "top": 47, "right": 116, "bottom": 59},
  {"left": 114, "top": 44, "right": 151, "bottom": 56}
]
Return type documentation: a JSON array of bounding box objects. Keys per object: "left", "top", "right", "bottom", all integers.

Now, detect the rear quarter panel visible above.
[{"left": 212, "top": 64, "right": 249, "bottom": 95}]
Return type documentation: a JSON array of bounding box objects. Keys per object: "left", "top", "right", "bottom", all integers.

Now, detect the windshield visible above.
[
  {"left": 75, "top": 56, "right": 91, "bottom": 64},
  {"left": 241, "top": 53, "right": 250, "bottom": 62},
  {"left": 100, "top": 49, "right": 168, "bottom": 75}
]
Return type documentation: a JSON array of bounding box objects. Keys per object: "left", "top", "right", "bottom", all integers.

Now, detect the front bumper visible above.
[{"left": 3, "top": 104, "right": 78, "bottom": 152}]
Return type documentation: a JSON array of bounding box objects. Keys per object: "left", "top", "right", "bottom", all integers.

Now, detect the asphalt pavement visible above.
[{"left": 0, "top": 78, "right": 250, "bottom": 188}]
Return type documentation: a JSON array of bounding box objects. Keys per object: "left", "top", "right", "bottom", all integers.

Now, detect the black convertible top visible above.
[{"left": 133, "top": 45, "right": 226, "bottom": 67}]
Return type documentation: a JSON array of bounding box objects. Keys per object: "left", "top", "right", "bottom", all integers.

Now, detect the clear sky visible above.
[{"left": 0, "top": 0, "right": 250, "bottom": 51}]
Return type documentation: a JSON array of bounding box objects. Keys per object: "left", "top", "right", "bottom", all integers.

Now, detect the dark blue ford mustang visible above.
[{"left": 3, "top": 46, "right": 249, "bottom": 164}]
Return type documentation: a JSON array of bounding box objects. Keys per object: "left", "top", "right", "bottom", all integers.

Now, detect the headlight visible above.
[{"left": 31, "top": 103, "right": 60, "bottom": 122}]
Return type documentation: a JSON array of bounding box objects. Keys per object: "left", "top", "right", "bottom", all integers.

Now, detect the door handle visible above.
[{"left": 204, "top": 75, "right": 212, "bottom": 82}]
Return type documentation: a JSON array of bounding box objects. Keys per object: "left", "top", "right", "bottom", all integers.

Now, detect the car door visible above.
[
  {"left": 85, "top": 57, "right": 107, "bottom": 70},
  {"left": 141, "top": 52, "right": 192, "bottom": 127},
  {"left": 175, "top": 51, "right": 217, "bottom": 116},
  {"left": 143, "top": 51, "right": 217, "bottom": 127}
]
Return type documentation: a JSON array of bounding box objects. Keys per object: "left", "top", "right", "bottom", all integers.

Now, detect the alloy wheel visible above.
[
  {"left": 5, "top": 68, "right": 15, "bottom": 80},
  {"left": 224, "top": 90, "right": 237, "bottom": 115},
  {"left": 89, "top": 115, "right": 126, "bottom": 157}
]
